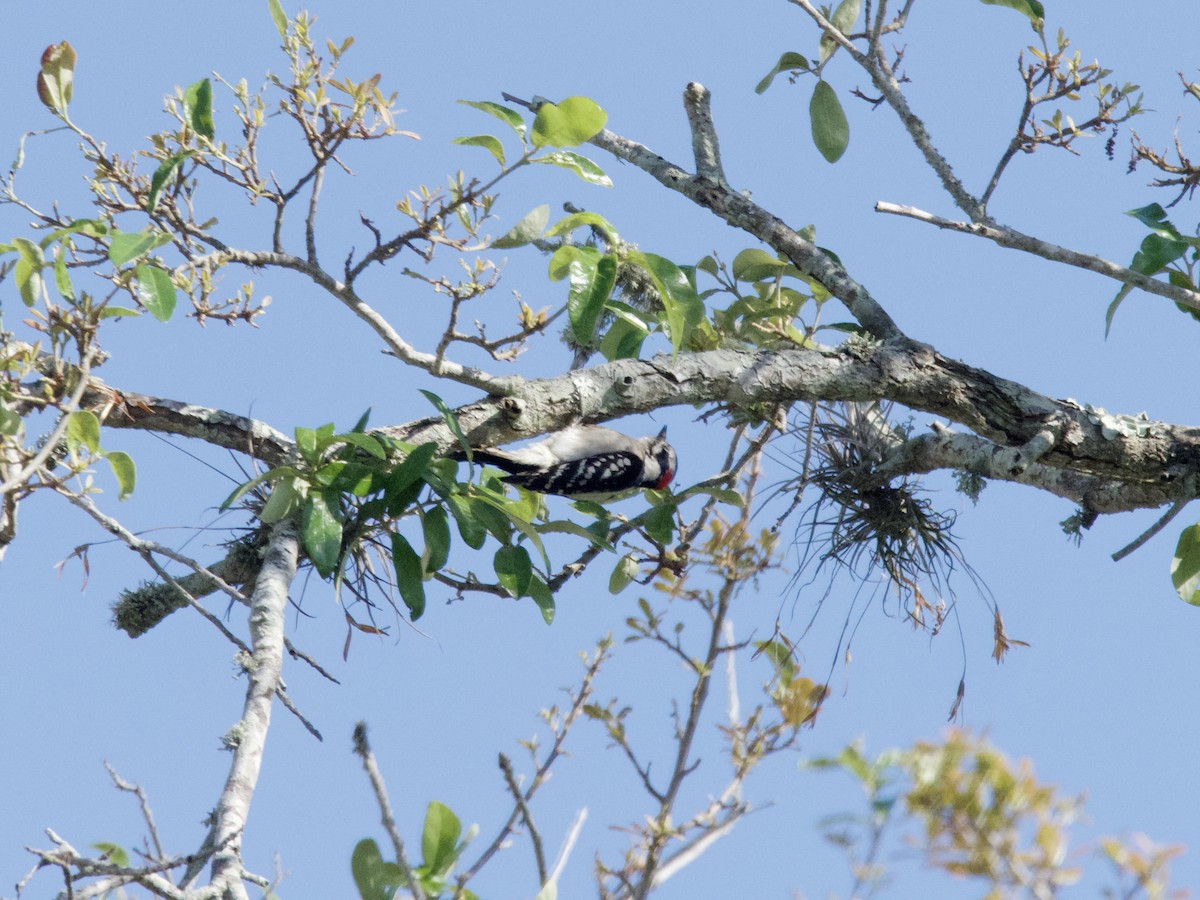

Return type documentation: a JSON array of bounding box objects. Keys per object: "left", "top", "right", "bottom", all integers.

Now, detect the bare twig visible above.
[
  {"left": 788, "top": 0, "right": 986, "bottom": 220},
  {"left": 875, "top": 201, "right": 1200, "bottom": 312},
  {"left": 457, "top": 641, "right": 610, "bottom": 887},
  {"left": 104, "top": 763, "right": 165, "bottom": 860},
  {"left": 0, "top": 347, "right": 98, "bottom": 495},
  {"left": 546, "top": 807, "right": 588, "bottom": 887},
  {"left": 352, "top": 722, "right": 427, "bottom": 900},
  {"left": 1112, "top": 481, "right": 1195, "bottom": 561},
  {"left": 499, "top": 753, "right": 547, "bottom": 883}
]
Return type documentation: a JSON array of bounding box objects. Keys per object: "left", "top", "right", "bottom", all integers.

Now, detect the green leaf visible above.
[
  {"left": 259, "top": 477, "right": 301, "bottom": 524},
  {"left": 545, "top": 210, "right": 620, "bottom": 247},
  {"left": 184, "top": 78, "right": 215, "bottom": 140},
  {"left": 531, "top": 150, "right": 612, "bottom": 186},
  {"left": 351, "top": 838, "right": 406, "bottom": 900},
  {"left": 422, "top": 505, "right": 451, "bottom": 573},
  {"left": 218, "top": 464, "right": 301, "bottom": 511},
  {"left": 39, "top": 217, "right": 108, "bottom": 246},
  {"left": 1108, "top": 231, "right": 1191, "bottom": 336},
  {"left": 732, "top": 248, "right": 788, "bottom": 282},
  {"left": 66, "top": 410, "right": 101, "bottom": 454},
  {"left": 548, "top": 244, "right": 600, "bottom": 282},
  {"left": 52, "top": 246, "right": 74, "bottom": 302},
  {"left": 452, "top": 134, "right": 505, "bottom": 167},
  {"left": 819, "top": 0, "right": 862, "bottom": 64},
  {"left": 494, "top": 544, "right": 533, "bottom": 598},
  {"left": 37, "top": 41, "right": 76, "bottom": 113},
  {"left": 639, "top": 503, "right": 676, "bottom": 545},
  {"left": 386, "top": 441, "right": 439, "bottom": 500},
  {"left": 108, "top": 229, "right": 163, "bottom": 266},
  {"left": 609, "top": 554, "right": 638, "bottom": 595},
  {"left": 1131, "top": 233, "right": 1188, "bottom": 275},
  {"left": 1126, "top": 203, "right": 1173, "bottom": 233},
  {"left": 457, "top": 99, "right": 527, "bottom": 139},
  {"left": 810, "top": 80, "right": 849, "bottom": 163},
  {"left": 327, "top": 462, "right": 376, "bottom": 496},
  {"left": 302, "top": 490, "right": 343, "bottom": 578},
  {"left": 1172, "top": 524, "right": 1200, "bottom": 604},
  {"left": 390, "top": 533, "right": 426, "bottom": 619},
  {"left": 628, "top": 251, "right": 704, "bottom": 355},
  {"left": 568, "top": 254, "right": 617, "bottom": 347},
  {"left": 830, "top": 0, "right": 862, "bottom": 35},
  {"left": 90, "top": 842, "right": 130, "bottom": 868},
  {"left": 0, "top": 405, "right": 21, "bottom": 438},
  {"left": 294, "top": 425, "right": 320, "bottom": 464},
  {"left": 527, "top": 574, "right": 556, "bottom": 625},
  {"left": 134, "top": 265, "right": 177, "bottom": 322},
  {"left": 756, "top": 639, "right": 798, "bottom": 682},
  {"left": 976, "top": 0, "right": 1045, "bottom": 29},
  {"left": 327, "top": 431, "right": 387, "bottom": 460},
  {"left": 471, "top": 493, "right": 517, "bottom": 541},
  {"left": 532, "top": 96, "right": 606, "bottom": 148},
  {"left": 422, "top": 801, "right": 463, "bottom": 877},
  {"left": 504, "top": 484, "right": 543, "bottom": 524},
  {"left": 419, "top": 389, "right": 470, "bottom": 460},
  {"left": 677, "top": 483, "right": 745, "bottom": 507},
  {"left": 597, "top": 316, "right": 648, "bottom": 361},
  {"left": 147, "top": 151, "right": 193, "bottom": 212},
  {"left": 534, "top": 880, "right": 558, "bottom": 900},
  {"left": 267, "top": 0, "right": 289, "bottom": 37},
  {"left": 12, "top": 238, "right": 44, "bottom": 307},
  {"left": 104, "top": 450, "right": 136, "bottom": 500},
  {"left": 470, "top": 492, "right": 549, "bottom": 569},
  {"left": 1169, "top": 270, "right": 1200, "bottom": 322},
  {"left": 492, "top": 204, "right": 549, "bottom": 249},
  {"left": 447, "top": 493, "right": 487, "bottom": 549},
  {"left": 603, "top": 300, "right": 651, "bottom": 332},
  {"left": 755, "top": 51, "right": 811, "bottom": 94},
  {"left": 1104, "top": 284, "right": 1132, "bottom": 338}
]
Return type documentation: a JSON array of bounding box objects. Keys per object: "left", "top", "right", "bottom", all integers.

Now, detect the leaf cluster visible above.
[
  {"left": 352, "top": 801, "right": 477, "bottom": 900},
  {"left": 810, "top": 730, "right": 1184, "bottom": 899}
]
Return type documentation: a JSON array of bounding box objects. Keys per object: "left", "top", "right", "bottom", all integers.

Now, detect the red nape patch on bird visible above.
[{"left": 652, "top": 468, "right": 675, "bottom": 490}]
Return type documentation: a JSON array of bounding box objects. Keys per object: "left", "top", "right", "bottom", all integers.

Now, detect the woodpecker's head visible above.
[{"left": 648, "top": 426, "right": 676, "bottom": 490}]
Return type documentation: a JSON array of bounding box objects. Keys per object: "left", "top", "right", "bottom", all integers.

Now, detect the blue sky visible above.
[{"left": 2, "top": 1, "right": 1199, "bottom": 897}]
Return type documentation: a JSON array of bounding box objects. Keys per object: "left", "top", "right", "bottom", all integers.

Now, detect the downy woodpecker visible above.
[{"left": 468, "top": 425, "right": 677, "bottom": 498}]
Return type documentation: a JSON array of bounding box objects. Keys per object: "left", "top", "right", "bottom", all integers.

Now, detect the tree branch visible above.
[
  {"left": 203, "top": 518, "right": 299, "bottom": 899},
  {"left": 179, "top": 248, "right": 515, "bottom": 393},
  {"left": 584, "top": 122, "right": 901, "bottom": 339},
  {"left": 74, "top": 339, "right": 1200, "bottom": 519},
  {"left": 875, "top": 201, "right": 1200, "bottom": 312},
  {"left": 788, "top": 0, "right": 987, "bottom": 221},
  {"left": 352, "top": 722, "right": 427, "bottom": 900}
]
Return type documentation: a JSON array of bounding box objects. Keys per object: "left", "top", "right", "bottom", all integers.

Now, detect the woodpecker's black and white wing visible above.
[
  {"left": 496, "top": 449, "right": 649, "bottom": 495},
  {"left": 467, "top": 424, "right": 676, "bottom": 498}
]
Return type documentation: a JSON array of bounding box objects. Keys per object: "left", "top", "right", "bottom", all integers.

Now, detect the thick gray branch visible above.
[
  {"left": 585, "top": 128, "right": 901, "bottom": 340},
  {"left": 873, "top": 427, "right": 1169, "bottom": 514},
  {"left": 202, "top": 518, "right": 298, "bottom": 899},
  {"left": 82, "top": 340, "right": 1200, "bottom": 517},
  {"left": 82, "top": 378, "right": 294, "bottom": 466},
  {"left": 382, "top": 343, "right": 1198, "bottom": 515}
]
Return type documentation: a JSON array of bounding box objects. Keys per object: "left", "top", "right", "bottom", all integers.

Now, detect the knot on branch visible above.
[{"left": 500, "top": 396, "right": 525, "bottom": 423}]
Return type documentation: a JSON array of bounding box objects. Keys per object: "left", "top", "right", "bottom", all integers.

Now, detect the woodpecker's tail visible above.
[{"left": 465, "top": 448, "right": 537, "bottom": 475}]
